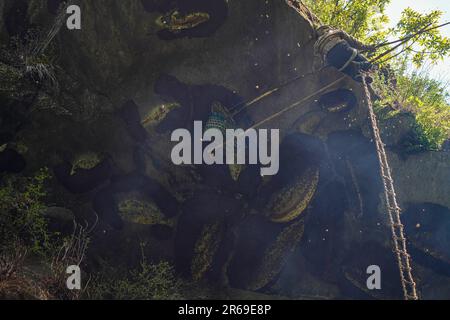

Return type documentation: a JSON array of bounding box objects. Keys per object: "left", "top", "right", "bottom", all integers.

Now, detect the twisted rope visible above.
[{"left": 362, "top": 75, "right": 418, "bottom": 300}]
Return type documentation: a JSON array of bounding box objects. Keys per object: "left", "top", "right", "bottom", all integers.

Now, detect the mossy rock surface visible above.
[
  {"left": 70, "top": 152, "right": 104, "bottom": 175},
  {"left": 246, "top": 219, "right": 305, "bottom": 291},
  {"left": 141, "top": 102, "right": 181, "bottom": 127},
  {"left": 191, "top": 221, "right": 223, "bottom": 281},
  {"left": 118, "top": 196, "right": 173, "bottom": 226},
  {"left": 267, "top": 166, "right": 319, "bottom": 223},
  {"left": 227, "top": 215, "right": 305, "bottom": 291}
]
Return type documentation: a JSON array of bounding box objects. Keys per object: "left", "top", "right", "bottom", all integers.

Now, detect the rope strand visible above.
[
  {"left": 362, "top": 75, "right": 418, "bottom": 300},
  {"left": 213, "top": 74, "right": 345, "bottom": 151}
]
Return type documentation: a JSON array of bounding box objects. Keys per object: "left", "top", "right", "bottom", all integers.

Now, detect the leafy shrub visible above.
[
  {"left": 303, "top": 0, "right": 391, "bottom": 44},
  {"left": 373, "top": 66, "right": 450, "bottom": 151},
  {"left": 0, "top": 168, "right": 52, "bottom": 255},
  {"left": 88, "top": 254, "right": 182, "bottom": 300}
]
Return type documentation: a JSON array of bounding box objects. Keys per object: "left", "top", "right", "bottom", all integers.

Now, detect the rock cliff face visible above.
[
  {"left": 389, "top": 151, "right": 450, "bottom": 209},
  {"left": 1, "top": 0, "right": 449, "bottom": 299}
]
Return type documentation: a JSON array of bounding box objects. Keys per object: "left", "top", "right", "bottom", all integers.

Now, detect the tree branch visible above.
[{"left": 371, "top": 21, "right": 450, "bottom": 51}]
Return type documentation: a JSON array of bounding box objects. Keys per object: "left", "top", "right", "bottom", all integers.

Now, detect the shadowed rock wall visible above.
[{"left": 1, "top": 0, "right": 449, "bottom": 299}]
